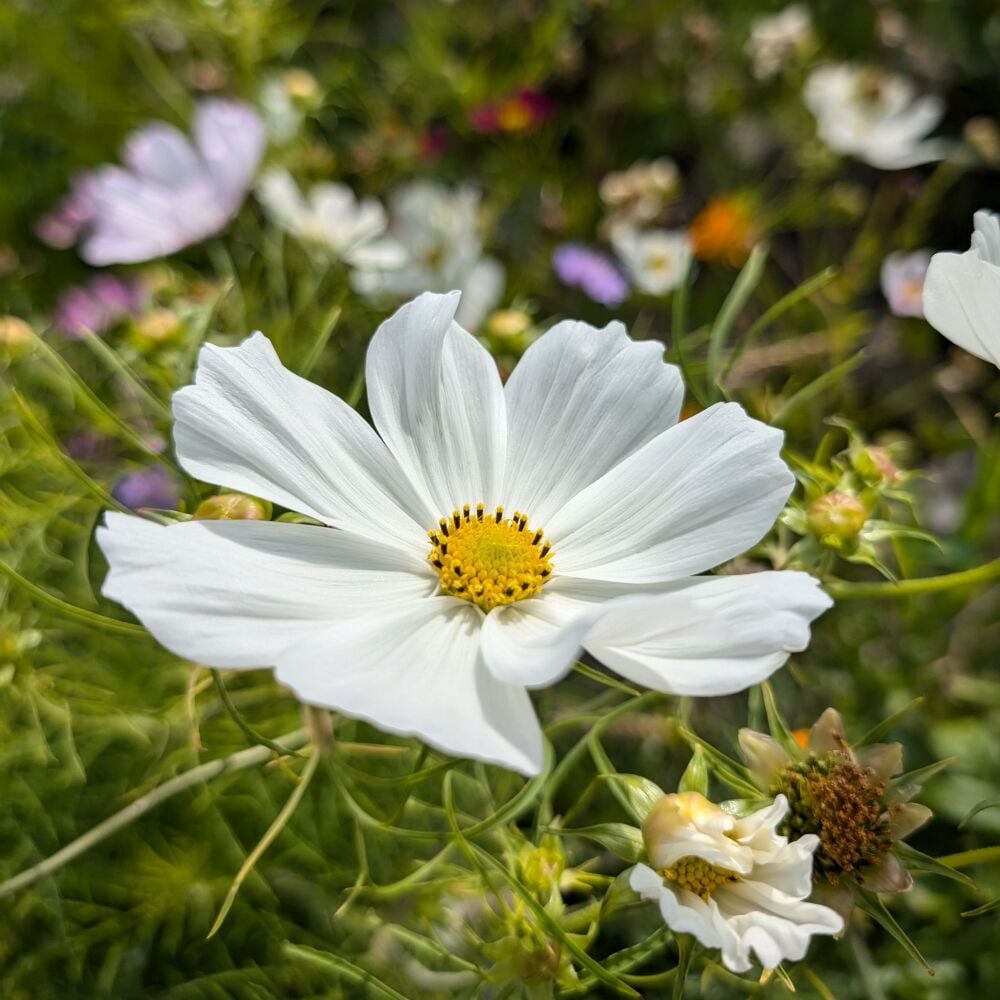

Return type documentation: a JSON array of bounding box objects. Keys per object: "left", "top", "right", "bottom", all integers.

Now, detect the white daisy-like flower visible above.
[
  {"left": 745, "top": 4, "right": 812, "bottom": 80},
  {"left": 351, "top": 182, "right": 505, "bottom": 330},
  {"left": 256, "top": 168, "right": 406, "bottom": 268},
  {"left": 98, "top": 291, "right": 830, "bottom": 775},
  {"left": 630, "top": 792, "right": 843, "bottom": 973},
  {"left": 923, "top": 209, "right": 1000, "bottom": 368},
  {"left": 612, "top": 228, "right": 693, "bottom": 296},
  {"left": 804, "top": 64, "right": 948, "bottom": 170}
]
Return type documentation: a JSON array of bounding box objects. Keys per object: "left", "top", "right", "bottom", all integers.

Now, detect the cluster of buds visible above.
[
  {"left": 781, "top": 421, "right": 932, "bottom": 576},
  {"left": 739, "top": 707, "right": 934, "bottom": 920}
]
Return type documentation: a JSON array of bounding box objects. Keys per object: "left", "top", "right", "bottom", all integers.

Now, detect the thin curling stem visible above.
[{"left": 826, "top": 557, "right": 1000, "bottom": 600}]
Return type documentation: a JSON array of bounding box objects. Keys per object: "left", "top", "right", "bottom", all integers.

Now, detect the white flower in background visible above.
[
  {"left": 804, "top": 65, "right": 948, "bottom": 170},
  {"left": 612, "top": 228, "right": 692, "bottom": 296},
  {"left": 256, "top": 168, "right": 405, "bottom": 268},
  {"left": 258, "top": 69, "right": 319, "bottom": 145},
  {"left": 745, "top": 4, "right": 812, "bottom": 79},
  {"left": 923, "top": 210, "right": 1000, "bottom": 368},
  {"left": 630, "top": 792, "right": 843, "bottom": 972},
  {"left": 98, "top": 292, "right": 830, "bottom": 775},
  {"left": 75, "top": 100, "right": 265, "bottom": 265},
  {"left": 880, "top": 249, "right": 931, "bottom": 318},
  {"left": 352, "top": 181, "right": 504, "bottom": 330},
  {"left": 599, "top": 158, "right": 680, "bottom": 229}
]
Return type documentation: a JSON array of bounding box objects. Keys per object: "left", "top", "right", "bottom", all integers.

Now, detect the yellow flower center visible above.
[
  {"left": 660, "top": 856, "right": 740, "bottom": 900},
  {"left": 428, "top": 504, "right": 554, "bottom": 613}
]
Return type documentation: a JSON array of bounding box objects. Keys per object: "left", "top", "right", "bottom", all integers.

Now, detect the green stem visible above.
[
  {"left": 0, "top": 728, "right": 308, "bottom": 898},
  {"left": 827, "top": 557, "right": 1000, "bottom": 600},
  {"left": 211, "top": 670, "right": 303, "bottom": 757}
]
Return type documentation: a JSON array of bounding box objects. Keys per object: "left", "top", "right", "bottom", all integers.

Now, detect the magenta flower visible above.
[
  {"left": 54, "top": 274, "right": 148, "bottom": 338},
  {"left": 42, "top": 99, "right": 265, "bottom": 266},
  {"left": 553, "top": 244, "right": 629, "bottom": 306},
  {"left": 469, "top": 88, "right": 555, "bottom": 134}
]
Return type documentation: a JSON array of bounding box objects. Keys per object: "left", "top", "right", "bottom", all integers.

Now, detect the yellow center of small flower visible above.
[
  {"left": 660, "top": 856, "right": 740, "bottom": 900},
  {"left": 428, "top": 504, "right": 554, "bottom": 613}
]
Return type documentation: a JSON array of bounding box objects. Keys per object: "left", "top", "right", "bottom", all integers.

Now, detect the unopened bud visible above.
[
  {"left": 0, "top": 315, "right": 32, "bottom": 356},
  {"left": 193, "top": 493, "right": 272, "bottom": 521},
  {"left": 856, "top": 445, "right": 898, "bottom": 486},
  {"left": 486, "top": 309, "right": 532, "bottom": 339},
  {"left": 806, "top": 491, "right": 867, "bottom": 540}
]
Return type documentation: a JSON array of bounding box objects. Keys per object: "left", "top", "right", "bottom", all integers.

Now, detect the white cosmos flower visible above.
[
  {"left": 612, "top": 228, "right": 692, "bottom": 296},
  {"left": 804, "top": 64, "right": 948, "bottom": 170},
  {"left": 630, "top": 792, "right": 843, "bottom": 973},
  {"left": 97, "top": 291, "right": 830, "bottom": 775},
  {"left": 351, "top": 181, "right": 505, "bottom": 330},
  {"left": 256, "top": 168, "right": 406, "bottom": 268},
  {"left": 745, "top": 4, "right": 812, "bottom": 80},
  {"left": 923, "top": 209, "right": 1000, "bottom": 368}
]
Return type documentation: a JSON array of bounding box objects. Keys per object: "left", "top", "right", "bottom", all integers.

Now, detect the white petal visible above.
[
  {"left": 257, "top": 168, "right": 310, "bottom": 234},
  {"left": 173, "top": 332, "right": 429, "bottom": 554},
  {"left": 275, "top": 599, "right": 544, "bottom": 774},
  {"left": 583, "top": 572, "right": 831, "bottom": 696},
  {"left": 547, "top": 403, "right": 793, "bottom": 583},
  {"left": 629, "top": 863, "right": 665, "bottom": 899},
  {"left": 365, "top": 292, "right": 507, "bottom": 516},
  {"left": 97, "top": 513, "right": 431, "bottom": 668},
  {"left": 479, "top": 584, "right": 619, "bottom": 688},
  {"left": 502, "top": 319, "right": 683, "bottom": 525},
  {"left": 923, "top": 249, "right": 1000, "bottom": 368}
]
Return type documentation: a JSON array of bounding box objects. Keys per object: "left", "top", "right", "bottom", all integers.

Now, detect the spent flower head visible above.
[{"left": 739, "top": 708, "right": 934, "bottom": 918}]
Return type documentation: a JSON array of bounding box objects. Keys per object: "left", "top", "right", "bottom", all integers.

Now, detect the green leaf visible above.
[
  {"left": 678, "top": 747, "right": 709, "bottom": 796},
  {"left": 282, "top": 942, "right": 411, "bottom": 999},
  {"left": 760, "top": 681, "right": 798, "bottom": 754},
  {"left": 855, "top": 698, "right": 924, "bottom": 746},
  {"left": 553, "top": 823, "right": 644, "bottom": 863},
  {"left": 677, "top": 728, "right": 759, "bottom": 797},
  {"left": 853, "top": 890, "right": 933, "bottom": 975},
  {"left": 892, "top": 843, "right": 978, "bottom": 891},
  {"left": 960, "top": 795, "right": 1000, "bottom": 829},
  {"left": 707, "top": 243, "right": 768, "bottom": 391}
]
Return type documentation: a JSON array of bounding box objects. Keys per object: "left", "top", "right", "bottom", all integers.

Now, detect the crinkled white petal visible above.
[
  {"left": 173, "top": 333, "right": 429, "bottom": 554},
  {"left": 924, "top": 247, "right": 1000, "bottom": 368},
  {"left": 546, "top": 403, "right": 792, "bottom": 583},
  {"left": 582, "top": 572, "right": 830, "bottom": 695},
  {"left": 97, "top": 513, "right": 432, "bottom": 668},
  {"left": 502, "top": 319, "right": 683, "bottom": 525},
  {"left": 275, "top": 598, "right": 544, "bottom": 775},
  {"left": 365, "top": 291, "right": 507, "bottom": 517}
]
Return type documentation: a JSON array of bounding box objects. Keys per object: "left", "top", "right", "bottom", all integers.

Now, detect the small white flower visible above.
[
  {"left": 923, "top": 209, "right": 1000, "bottom": 368},
  {"left": 804, "top": 64, "right": 948, "bottom": 170},
  {"left": 612, "top": 228, "right": 692, "bottom": 296},
  {"left": 630, "top": 792, "right": 843, "bottom": 973},
  {"left": 599, "top": 158, "right": 680, "bottom": 228},
  {"left": 880, "top": 249, "right": 931, "bottom": 318},
  {"left": 98, "top": 292, "right": 830, "bottom": 775},
  {"left": 352, "top": 181, "right": 505, "bottom": 330},
  {"left": 256, "top": 168, "right": 405, "bottom": 268},
  {"left": 745, "top": 4, "right": 812, "bottom": 80}
]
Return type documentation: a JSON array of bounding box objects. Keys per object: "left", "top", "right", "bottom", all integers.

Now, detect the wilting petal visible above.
[
  {"left": 856, "top": 742, "right": 904, "bottom": 782},
  {"left": 886, "top": 802, "right": 932, "bottom": 841},
  {"left": 808, "top": 707, "right": 847, "bottom": 754},
  {"left": 861, "top": 853, "right": 913, "bottom": 894},
  {"left": 275, "top": 598, "right": 544, "bottom": 774},
  {"left": 502, "top": 319, "right": 683, "bottom": 525},
  {"left": 738, "top": 729, "right": 793, "bottom": 789},
  {"left": 547, "top": 403, "right": 792, "bottom": 583}
]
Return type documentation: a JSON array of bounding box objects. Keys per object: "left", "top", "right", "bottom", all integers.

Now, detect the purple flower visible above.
[
  {"left": 42, "top": 99, "right": 265, "bottom": 266},
  {"left": 54, "top": 274, "right": 148, "bottom": 338},
  {"left": 112, "top": 467, "right": 181, "bottom": 511},
  {"left": 35, "top": 173, "right": 97, "bottom": 249},
  {"left": 553, "top": 244, "right": 629, "bottom": 306},
  {"left": 880, "top": 249, "right": 931, "bottom": 318}
]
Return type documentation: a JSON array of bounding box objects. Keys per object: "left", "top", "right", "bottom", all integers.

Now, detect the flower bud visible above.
[
  {"left": 0, "top": 315, "right": 32, "bottom": 357},
  {"left": 193, "top": 493, "right": 272, "bottom": 521},
  {"left": 518, "top": 841, "right": 566, "bottom": 894},
  {"left": 132, "top": 308, "right": 181, "bottom": 345},
  {"left": 806, "top": 490, "right": 867, "bottom": 541},
  {"left": 485, "top": 309, "right": 532, "bottom": 339},
  {"left": 855, "top": 445, "right": 899, "bottom": 486}
]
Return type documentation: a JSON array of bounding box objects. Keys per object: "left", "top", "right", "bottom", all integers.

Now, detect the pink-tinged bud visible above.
[
  {"left": 806, "top": 491, "right": 867, "bottom": 540},
  {"left": 192, "top": 493, "right": 271, "bottom": 521},
  {"left": 857, "top": 445, "right": 899, "bottom": 485}
]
